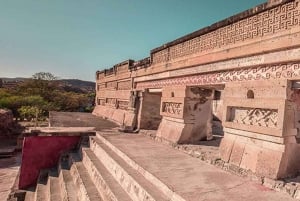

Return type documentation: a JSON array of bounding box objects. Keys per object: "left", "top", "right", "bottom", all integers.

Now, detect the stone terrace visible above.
[{"left": 17, "top": 112, "right": 294, "bottom": 200}]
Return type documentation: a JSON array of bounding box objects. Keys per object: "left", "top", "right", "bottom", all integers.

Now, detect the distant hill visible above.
[
  {"left": 0, "top": 77, "right": 28, "bottom": 82},
  {"left": 0, "top": 77, "right": 95, "bottom": 93},
  {"left": 59, "top": 79, "right": 95, "bottom": 93}
]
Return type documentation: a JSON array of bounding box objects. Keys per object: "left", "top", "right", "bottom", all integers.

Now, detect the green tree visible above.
[
  {"left": 18, "top": 72, "right": 58, "bottom": 99},
  {"left": 32, "top": 72, "right": 57, "bottom": 80},
  {"left": 18, "top": 106, "right": 41, "bottom": 121},
  {"left": 0, "top": 72, "right": 95, "bottom": 120}
]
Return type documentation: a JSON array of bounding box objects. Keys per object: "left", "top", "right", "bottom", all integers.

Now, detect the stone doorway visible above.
[
  {"left": 188, "top": 84, "right": 225, "bottom": 146},
  {"left": 137, "top": 89, "right": 163, "bottom": 130},
  {"left": 211, "top": 87, "right": 225, "bottom": 143}
]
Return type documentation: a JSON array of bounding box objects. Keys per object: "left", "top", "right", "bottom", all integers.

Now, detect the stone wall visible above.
[
  {"left": 93, "top": 0, "right": 300, "bottom": 179},
  {"left": 219, "top": 80, "right": 300, "bottom": 179}
]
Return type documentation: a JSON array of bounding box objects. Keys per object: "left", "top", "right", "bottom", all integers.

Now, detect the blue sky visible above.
[{"left": 0, "top": 0, "right": 266, "bottom": 81}]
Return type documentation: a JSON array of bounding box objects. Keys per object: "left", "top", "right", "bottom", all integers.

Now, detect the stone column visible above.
[
  {"left": 220, "top": 80, "right": 300, "bottom": 179},
  {"left": 156, "top": 86, "right": 214, "bottom": 144}
]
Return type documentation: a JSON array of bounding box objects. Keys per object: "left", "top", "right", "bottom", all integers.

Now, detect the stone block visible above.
[
  {"left": 219, "top": 135, "right": 235, "bottom": 162},
  {"left": 255, "top": 148, "right": 283, "bottom": 179},
  {"left": 162, "top": 86, "right": 186, "bottom": 98},
  {"left": 156, "top": 117, "right": 199, "bottom": 144},
  {"left": 278, "top": 144, "right": 300, "bottom": 178},
  {"left": 229, "top": 141, "right": 245, "bottom": 166},
  {"left": 223, "top": 80, "right": 288, "bottom": 99},
  {"left": 240, "top": 144, "right": 260, "bottom": 172},
  {"left": 112, "top": 109, "right": 126, "bottom": 124},
  {"left": 263, "top": 177, "right": 276, "bottom": 189}
]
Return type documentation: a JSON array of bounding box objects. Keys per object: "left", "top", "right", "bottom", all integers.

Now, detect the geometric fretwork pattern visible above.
[
  {"left": 152, "top": 1, "right": 300, "bottom": 64},
  {"left": 135, "top": 63, "right": 300, "bottom": 89},
  {"left": 230, "top": 107, "right": 278, "bottom": 128},
  {"left": 161, "top": 102, "right": 182, "bottom": 115}
]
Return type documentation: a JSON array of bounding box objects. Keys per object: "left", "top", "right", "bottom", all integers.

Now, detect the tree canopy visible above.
[{"left": 0, "top": 72, "right": 95, "bottom": 120}]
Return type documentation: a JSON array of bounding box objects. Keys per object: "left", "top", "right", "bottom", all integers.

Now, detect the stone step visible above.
[
  {"left": 69, "top": 153, "right": 103, "bottom": 201},
  {"left": 90, "top": 136, "right": 170, "bottom": 201},
  {"left": 35, "top": 170, "right": 49, "bottom": 201},
  {"left": 58, "top": 163, "right": 78, "bottom": 201},
  {"left": 48, "top": 170, "right": 62, "bottom": 201},
  {"left": 24, "top": 190, "right": 35, "bottom": 201},
  {"left": 81, "top": 147, "right": 132, "bottom": 201},
  {"left": 94, "top": 134, "right": 185, "bottom": 201}
]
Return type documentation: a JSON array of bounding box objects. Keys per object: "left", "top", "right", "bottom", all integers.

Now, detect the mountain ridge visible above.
[{"left": 0, "top": 77, "right": 95, "bottom": 93}]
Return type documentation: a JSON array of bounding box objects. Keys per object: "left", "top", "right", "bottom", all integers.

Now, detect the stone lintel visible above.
[{"left": 24, "top": 127, "right": 96, "bottom": 137}]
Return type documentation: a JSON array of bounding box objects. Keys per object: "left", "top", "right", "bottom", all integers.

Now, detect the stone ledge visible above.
[{"left": 23, "top": 127, "right": 96, "bottom": 137}]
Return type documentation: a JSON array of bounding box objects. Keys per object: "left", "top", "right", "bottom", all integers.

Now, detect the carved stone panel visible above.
[
  {"left": 118, "top": 100, "right": 129, "bottom": 110},
  {"left": 106, "top": 98, "right": 117, "bottom": 107},
  {"left": 117, "top": 80, "right": 131, "bottom": 90},
  {"left": 152, "top": 1, "right": 300, "bottom": 64},
  {"left": 97, "top": 98, "right": 105, "bottom": 106},
  {"left": 97, "top": 72, "right": 105, "bottom": 80},
  {"left": 228, "top": 107, "right": 278, "bottom": 128},
  {"left": 97, "top": 84, "right": 105, "bottom": 91},
  {"left": 116, "top": 64, "right": 128, "bottom": 74},
  {"left": 106, "top": 81, "right": 117, "bottom": 89},
  {"left": 161, "top": 102, "right": 183, "bottom": 118}
]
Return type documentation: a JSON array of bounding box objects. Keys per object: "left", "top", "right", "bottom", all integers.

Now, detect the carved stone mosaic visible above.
[
  {"left": 152, "top": 1, "right": 300, "bottom": 63},
  {"left": 105, "top": 68, "right": 114, "bottom": 76},
  {"left": 116, "top": 64, "right": 128, "bottom": 74},
  {"left": 229, "top": 107, "right": 278, "bottom": 128},
  {"left": 97, "top": 84, "right": 105, "bottom": 91},
  {"left": 106, "top": 81, "right": 117, "bottom": 89},
  {"left": 117, "top": 80, "right": 131, "bottom": 90},
  {"left": 136, "top": 63, "right": 300, "bottom": 89},
  {"left": 97, "top": 72, "right": 105, "bottom": 80},
  {"left": 106, "top": 98, "right": 117, "bottom": 107},
  {"left": 117, "top": 101, "right": 129, "bottom": 110},
  {"left": 97, "top": 98, "right": 105, "bottom": 106},
  {"left": 161, "top": 102, "right": 182, "bottom": 115}
]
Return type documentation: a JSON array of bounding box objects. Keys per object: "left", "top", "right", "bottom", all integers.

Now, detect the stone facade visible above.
[{"left": 94, "top": 0, "right": 300, "bottom": 179}]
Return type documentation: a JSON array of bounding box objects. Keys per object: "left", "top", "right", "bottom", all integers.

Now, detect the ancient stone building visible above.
[{"left": 93, "top": 0, "right": 300, "bottom": 180}]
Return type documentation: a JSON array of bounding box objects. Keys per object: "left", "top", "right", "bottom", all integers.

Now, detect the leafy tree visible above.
[
  {"left": 32, "top": 72, "right": 57, "bottom": 80},
  {"left": 0, "top": 72, "right": 95, "bottom": 120},
  {"left": 18, "top": 106, "right": 41, "bottom": 121}
]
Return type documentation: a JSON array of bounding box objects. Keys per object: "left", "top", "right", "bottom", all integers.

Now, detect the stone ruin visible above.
[
  {"left": 8, "top": 0, "right": 300, "bottom": 201},
  {"left": 93, "top": 0, "right": 300, "bottom": 180},
  {"left": 0, "top": 109, "right": 14, "bottom": 136}
]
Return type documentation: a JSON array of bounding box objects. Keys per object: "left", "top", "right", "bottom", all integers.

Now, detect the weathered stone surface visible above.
[
  {"left": 240, "top": 144, "right": 260, "bottom": 173},
  {"left": 219, "top": 135, "right": 235, "bottom": 163},
  {"left": 229, "top": 141, "right": 245, "bottom": 166}
]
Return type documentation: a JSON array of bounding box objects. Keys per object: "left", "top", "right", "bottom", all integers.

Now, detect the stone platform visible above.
[
  {"left": 95, "top": 131, "right": 295, "bottom": 201},
  {"left": 21, "top": 129, "right": 297, "bottom": 201},
  {"left": 17, "top": 111, "right": 298, "bottom": 201}
]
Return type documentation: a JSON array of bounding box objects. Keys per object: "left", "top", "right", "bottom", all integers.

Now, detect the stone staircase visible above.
[{"left": 22, "top": 133, "right": 184, "bottom": 201}]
